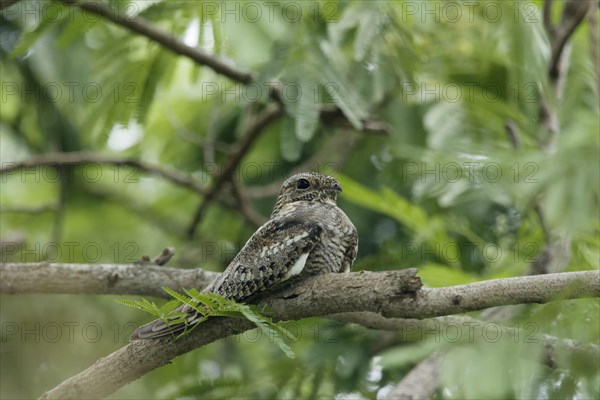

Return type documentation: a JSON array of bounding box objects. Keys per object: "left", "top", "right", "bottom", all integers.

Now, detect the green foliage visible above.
[{"left": 116, "top": 289, "right": 296, "bottom": 358}]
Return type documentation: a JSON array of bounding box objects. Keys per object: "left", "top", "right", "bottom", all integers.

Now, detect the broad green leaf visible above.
[
  {"left": 281, "top": 116, "right": 303, "bottom": 161},
  {"left": 295, "top": 78, "right": 320, "bottom": 142},
  {"left": 317, "top": 42, "right": 367, "bottom": 129}
]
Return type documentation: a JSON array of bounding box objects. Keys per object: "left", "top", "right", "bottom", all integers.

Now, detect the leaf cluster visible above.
[{"left": 117, "top": 289, "right": 296, "bottom": 358}]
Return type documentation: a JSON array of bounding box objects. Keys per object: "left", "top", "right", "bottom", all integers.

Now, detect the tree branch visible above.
[
  {"left": 383, "top": 352, "right": 443, "bottom": 400},
  {"left": 540, "top": 0, "right": 594, "bottom": 148},
  {"left": 588, "top": 5, "right": 600, "bottom": 96},
  {"left": 230, "top": 179, "right": 268, "bottom": 227},
  {"left": 0, "top": 262, "right": 218, "bottom": 298},
  {"left": 0, "top": 0, "right": 19, "bottom": 10},
  {"left": 376, "top": 312, "right": 599, "bottom": 399},
  {"left": 244, "top": 130, "right": 361, "bottom": 199},
  {"left": 186, "top": 104, "right": 283, "bottom": 238},
  {"left": 549, "top": 0, "right": 594, "bottom": 82},
  {"left": 336, "top": 313, "right": 600, "bottom": 359},
  {"left": 0, "top": 151, "right": 265, "bottom": 231},
  {"left": 30, "top": 269, "right": 599, "bottom": 399},
  {"left": 57, "top": 0, "right": 253, "bottom": 84},
  {"left": 0, "top": 152, "right": 208, "bottom": 195},
  {"left": 38, "top": 317, "right": 255, "bottom": 400},
  {"left": 260, "top": 270, "right": 599, "bottom": 320}
]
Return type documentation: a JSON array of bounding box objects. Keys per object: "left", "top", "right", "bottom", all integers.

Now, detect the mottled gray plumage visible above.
[{"left": 131, "top": 172, "right": 358, "bottom": 340}]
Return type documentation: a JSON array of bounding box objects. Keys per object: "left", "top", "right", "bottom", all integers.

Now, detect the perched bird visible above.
[{"left": 131, "top": 172, "right": 358, "bottom": 340}]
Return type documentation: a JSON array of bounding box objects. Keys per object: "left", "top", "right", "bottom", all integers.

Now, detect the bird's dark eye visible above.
[{"left": 296, "top": 178, "right": 310, "bottom": 189}]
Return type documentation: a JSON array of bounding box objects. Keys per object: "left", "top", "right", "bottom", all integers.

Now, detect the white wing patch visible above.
[
  {"left": 283, "top": 252, "right": 309, "bottom": 280},
  {"left": 259, "top": 232, "right": 310, "bottom": 258}
]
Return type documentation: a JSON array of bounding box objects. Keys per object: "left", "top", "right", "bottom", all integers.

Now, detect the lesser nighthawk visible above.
[{"left": 131, "top": 172, "right": 358, "bottom": 339}]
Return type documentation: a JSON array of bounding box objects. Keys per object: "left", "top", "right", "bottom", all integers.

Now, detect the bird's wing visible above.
[
  {"left": 205, "top": 218, "right": 323, "bottom": 299},
  {"left": 131, "top": 217, "right": 322, "bottom": 340},
  {"left": 341, "top": 228, "right": 358, "bottom": 273}
]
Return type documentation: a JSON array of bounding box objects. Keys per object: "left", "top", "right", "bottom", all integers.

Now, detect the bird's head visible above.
[{"left": 271, "top": 172, "right": 342, "bottom": 216}]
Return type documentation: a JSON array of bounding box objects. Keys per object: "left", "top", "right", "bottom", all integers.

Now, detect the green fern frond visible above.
[{"left": 117, "top": 289, "right": 296, "bottom": 357}]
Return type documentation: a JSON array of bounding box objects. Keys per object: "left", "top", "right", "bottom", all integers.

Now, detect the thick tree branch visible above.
[
  {"left": 0, "top": 262, "right": 218, "bottom": 298},
  {"left": 38, "top": 317, "right": 255, "bottom": 400},
  {"left": 2, "top": 263, "right": 597, "bottom": 311},
  {"left": 32, "top": 269, "right": 599, "bottom": 399},
  {"left": 260, "top": 270, "right": 599, "bottom": 320}
]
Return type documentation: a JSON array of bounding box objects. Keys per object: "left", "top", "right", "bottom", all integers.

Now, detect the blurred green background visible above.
[{"left": 1, "top": 1, "right": 598, "bottom": 399}]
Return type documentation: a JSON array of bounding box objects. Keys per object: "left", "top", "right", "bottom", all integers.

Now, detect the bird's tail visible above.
[{"left": 130, "top": 303, "right": 200, "bottom": 340}]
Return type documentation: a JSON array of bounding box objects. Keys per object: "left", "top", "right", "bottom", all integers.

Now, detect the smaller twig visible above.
[
  {"left": 543, "top": 0, "right": 554, "bottom": 33},
  {"left": 136, "top": 255, "right": 152, "bottom": 264},
  {"left": 167, "top": 111, "right": 231, "bottom": 153},
  {"left": 58, "top": 0, "right": 253, "bottom": 84},
  {"left": 549, "top": 0, "right": 593, "bottom": 81},
  {"left": 186, "top": 104, "right": 283, "bottom": 238},
  {"left": 539, "top": 0, "right": 592, "bottom": 150},
  {"left": 504, "top": 120, "right": 521, "bottom": 149},
  {"left": 534, "top": 203, "right": 551, "bottom": 245},
  {"left": 244, "top": 130, "right": 361, "bottom": 199},
  {"left": 204, "top": 104, "right": 222, "bottom": 165},
  {"left": 229, "top": 180, "right": 267, "bottom": 228},
  {"left": 383, "top": 353, "right": 443, "bottom": 400},
  {"left": 320, "top": 107, "right": 391, "bottom": 135},
  {"left": 52, "top": 167, "right": 68, "bottom": 242},
  {"left": 588, "top": 8, "right": 600, "bottom": 96},
  {"left": 153, "top": 247, "right": 176, "bottom": 266},
  {"left": 0, "top": 152, "right": 208, "bottom": 195},
  {"left": 0, "top": 0, "right": 20, "bottom": 10},
  {"left": 0, "top": 0, "right": 19, "bottom": 10}
]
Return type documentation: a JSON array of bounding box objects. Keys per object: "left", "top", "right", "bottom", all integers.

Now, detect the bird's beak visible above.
[{"left": 331, "top": 183, "right": 342, "bottom": 192}]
